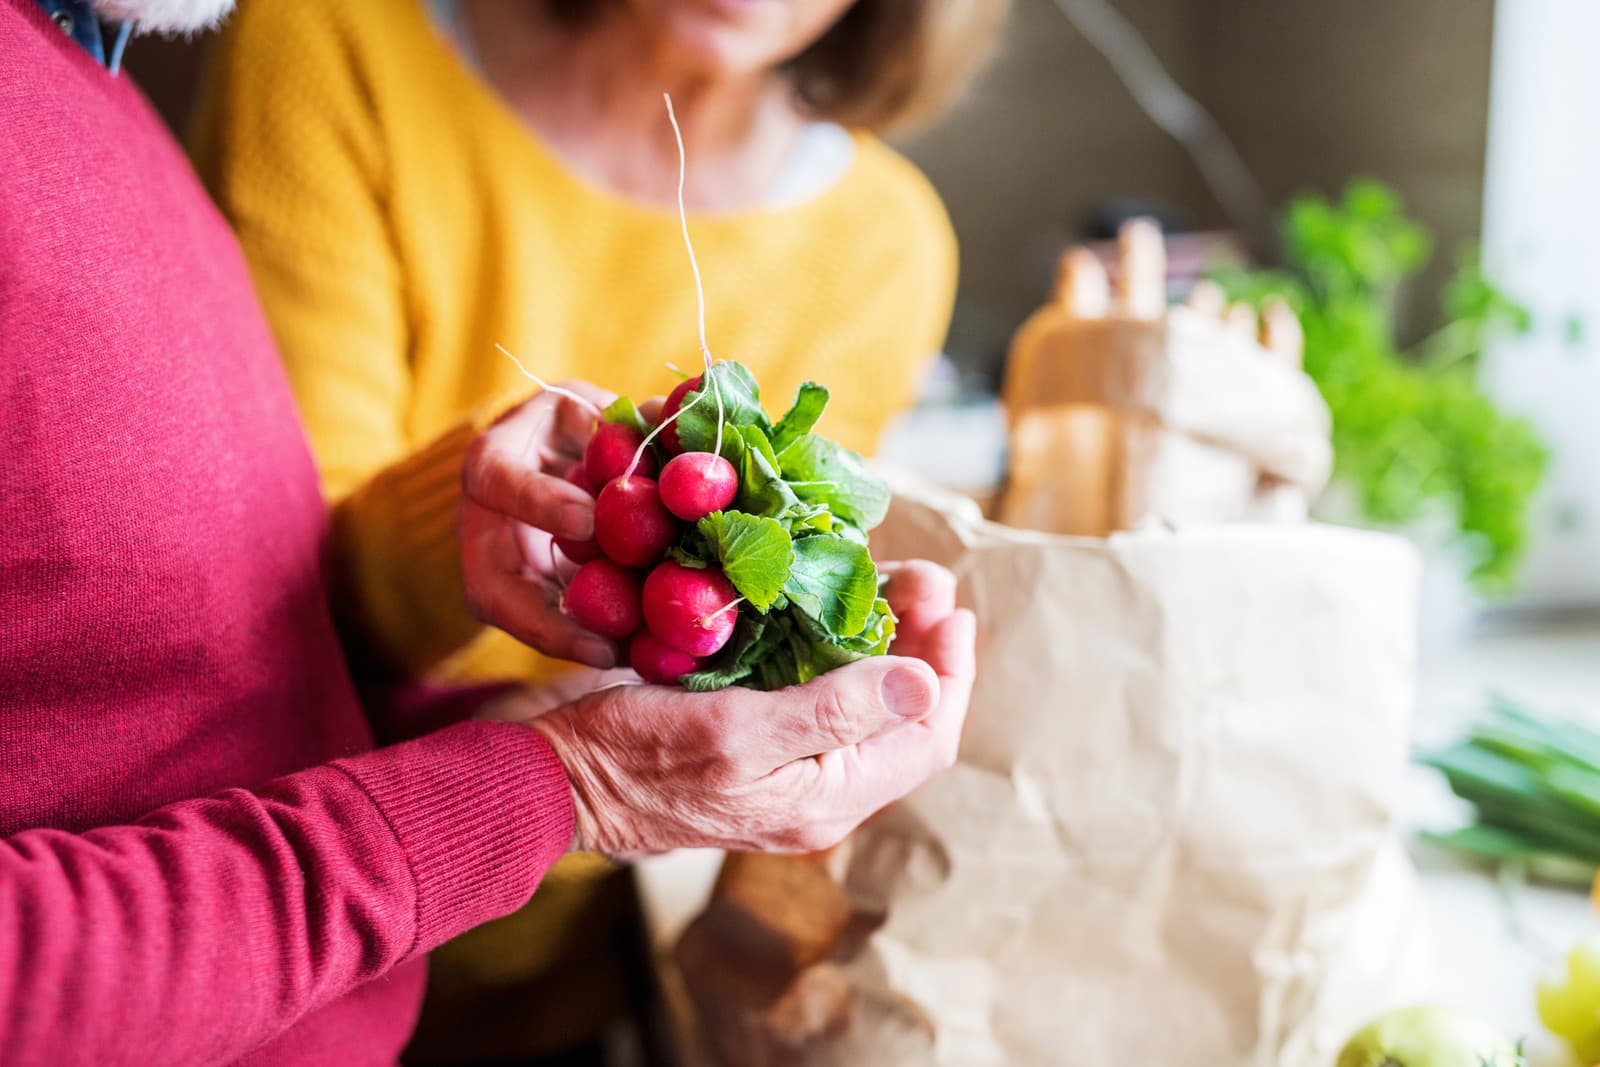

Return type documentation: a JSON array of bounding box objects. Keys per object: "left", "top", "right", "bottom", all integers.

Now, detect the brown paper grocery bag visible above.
[
  {"left": 998, "top": 223, "right": 1332, "bottom": 538},
  {"left": 677, "top": 476, "right": 1428, "bottom": 1067}
]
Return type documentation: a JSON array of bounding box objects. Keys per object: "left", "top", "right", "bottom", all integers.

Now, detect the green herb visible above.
[
  {"left": 675, "top": 362, "right": 771, "bottom": 454},
  {"left": 771, "top": 382, "right": 829, "bottom": 453},
  {"left": 778, "top": 434, "right": 891, "bottom": 533},
  {"left": 783, "top": 536, "right": 878, "bottom": 640},
  {"left": 1212, "top": 179, "right": 1547, "bottom": 591},
  {"left": 730, "top": 424, "right": 801, "bottom": 519},
  {"left": 698, "top": 511, "right": 793, "bottom": 612}
]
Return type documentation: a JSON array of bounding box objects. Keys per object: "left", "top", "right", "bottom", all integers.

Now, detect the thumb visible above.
[{"left": 763, "top": 656, "right": 940, "bottom": 761}]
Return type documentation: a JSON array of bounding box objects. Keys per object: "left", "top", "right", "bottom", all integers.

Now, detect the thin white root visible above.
[
  {"left": 702, "top": 598, "right": 747, "bottom": 627},
  {"left": 664, "top": 93, "right": 726, "bottom": 455},
  {"left": 495, "top": 344, "right": 605, "bottom": 418},
  {"left": 621, "top": 383, "right": 712, "bottom": 483}
]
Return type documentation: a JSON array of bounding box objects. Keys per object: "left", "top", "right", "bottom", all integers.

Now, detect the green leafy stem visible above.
[{"left": 650, "top": 361, "right": 896, "bottom": 691}]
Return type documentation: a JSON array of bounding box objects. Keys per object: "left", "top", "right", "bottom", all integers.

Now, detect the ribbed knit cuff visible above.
[{"left": 332, "top": 720, "right": 576, "bottom": 958}]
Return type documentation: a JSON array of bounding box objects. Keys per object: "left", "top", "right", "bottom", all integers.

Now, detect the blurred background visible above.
[
  {"left": 126, "top": 0, "right": 1598, "bottom": 1054},
  {"left": 128, "top": 0, "right": 1595, "bottom": 622}
]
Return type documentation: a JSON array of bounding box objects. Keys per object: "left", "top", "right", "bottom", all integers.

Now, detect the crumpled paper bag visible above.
[
  {"left": 676, "top": 477, "right": 1428, "bottom": 1067},
  {"left": 1004, "top": 307, "right": 1334, "bottom": 492}
]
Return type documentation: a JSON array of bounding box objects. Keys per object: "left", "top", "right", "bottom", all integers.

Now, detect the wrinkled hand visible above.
[
  {"left": 529, "top": 560, "right": 976, "bottom": 858},
  {"left": 460, "top": 382, "right": 619, "bottom": 668},
  {"left": 475, "top": 668, "right": 642, "bottom": 722}
]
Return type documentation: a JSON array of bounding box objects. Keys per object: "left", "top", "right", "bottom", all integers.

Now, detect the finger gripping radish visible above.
[
  {"left": 629, "top": 629, "right": 705, "bottom": 685},
  {"left": 659, "top": 451, "right": 738, "bottom": 521},
  {"left": 555, "top": 461, "right": 603, "bottom": 563},
  {"left": 563, "top": 559, "right": 644, "bottom": 639},
  {"left": 594, "top": 476, "right": 678, "bottom": 568},
  {"left": 583, "top": 363, "right": 896, "bottom": 691},
  {"left": 585, "top": 422, "right": 657, "bottom": 489},
  {"left": 642, "top": 561, "right": 740, "bottom": 657},
  {"left": 555, "top": 537, "right": 603, "bottom": 564}
]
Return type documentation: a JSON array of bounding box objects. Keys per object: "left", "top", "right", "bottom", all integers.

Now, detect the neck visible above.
[{"left": 463, "top": 1, "right": 803, "bottom": 210}]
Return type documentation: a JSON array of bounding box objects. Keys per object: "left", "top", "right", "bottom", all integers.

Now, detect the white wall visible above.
[{"left": 1480, "top": 0, "right": 1600, "bottom": 609}]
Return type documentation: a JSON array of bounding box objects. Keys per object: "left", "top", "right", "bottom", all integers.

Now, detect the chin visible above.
[
  {"left": 90, "top": 0, "right": 236, "bottom": 34},
  {"left": 637, "top": 0, "right": 800, "bottom": 77}
]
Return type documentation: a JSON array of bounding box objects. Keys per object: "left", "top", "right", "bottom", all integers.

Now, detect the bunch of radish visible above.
[
  {"left": 558, "top": 362, "right": 895, "bottom": 691},
  {"left": 548, "top": 97, "right": 894, "bottom": 689}
]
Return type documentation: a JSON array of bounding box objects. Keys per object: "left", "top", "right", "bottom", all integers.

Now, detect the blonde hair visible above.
[{"left": 546, "top": 0, "right": 1009, "bottom": 133}]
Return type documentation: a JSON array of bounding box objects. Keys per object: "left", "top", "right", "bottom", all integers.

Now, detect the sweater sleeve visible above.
[
  {"left": 190, "top": 0, "right": 485, "bottom": 675},
  {"left": 0, "top": 721, "right": 573, "bottom": 1067}
]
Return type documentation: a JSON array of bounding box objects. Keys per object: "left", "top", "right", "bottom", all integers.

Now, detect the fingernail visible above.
[
  {"left": 882, "top": 667, "right": 935, "bottom": 719},
  {"left": 561, "top": 500, "right": 594, "bottom": 540},
  {"left": 576, "top": 637, "right": 616, "bottom": 669}
]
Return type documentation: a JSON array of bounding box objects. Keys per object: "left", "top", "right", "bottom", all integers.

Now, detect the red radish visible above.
[
  {"left": 556, "top": 462, "right": 602, "bottom": 562},
  {"left": 594, "top": 476, "right": 678, "bottom": 567},
  {"left": 657, "top": 375, "right": 702, "bottom": 454},
  {"left": 585, "top": 422, "right": 656, "bottom": 489},
  {"left": 659, "top": 451, "right": 738, "bottom": 521},
  {"left": 629, "top": 629, "right": 704, "bottom": 685},
  {"left": 555, "top": 537, "right": 603, "bottom": 564},
  {"left": 563, "top": 461, "right": 594, "bottom": 495},
  {"left": 642, "top": 561, "right": 740, "bottom": 657},
  {"left": 563, "top": 559, "right": 644, "bottom": 639}
]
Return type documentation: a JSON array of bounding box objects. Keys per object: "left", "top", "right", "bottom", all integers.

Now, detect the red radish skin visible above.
[
  {"left": 659, "top": 451, "right": 738, "bottom": 521},
  {"left": 555, "top": 462, "right": 604, "bottom": 562},
  {"left": 563, "top": 559, "right": 644, "bottom": 639},
  {"left": 629, "top": 629, "right": 704, "bottom": 685},
  {"left": 564, "top": 461, "right": 594, "bottom": 495},
  {"left": 642, "top": 561, "right": 740, "bottom": 657},
  {"left": 556, "top": 537, "right": 603, "bottom": 564},
  {"left": 594, "top": 476, "right": 678, "bottom": 568},
  {"left": 584, "top": 422, "right": 656, "bottom": 489},
  {"left": 657, "top": 375, "right": 702, "bottom": 454}
]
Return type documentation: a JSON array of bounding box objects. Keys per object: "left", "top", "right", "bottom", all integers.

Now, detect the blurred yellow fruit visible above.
[{"left": 1539, "top": 934, "right": 1600, "bottom": 1065}]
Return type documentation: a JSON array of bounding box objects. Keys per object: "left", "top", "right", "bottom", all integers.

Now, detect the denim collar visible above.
[{"left": 33, "top": 0, "right": 132, "bottom": 74}]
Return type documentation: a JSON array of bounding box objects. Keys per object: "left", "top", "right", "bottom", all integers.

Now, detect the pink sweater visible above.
[{"left": 0, "top": 2, "right": 575, "bottom": 1063}]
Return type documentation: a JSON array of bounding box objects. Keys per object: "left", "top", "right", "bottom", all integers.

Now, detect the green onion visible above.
[{"left": 1417, "top": 694, "right": 1600, "bottom": 889}]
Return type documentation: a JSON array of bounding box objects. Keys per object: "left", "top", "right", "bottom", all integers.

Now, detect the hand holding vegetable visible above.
[
  {"left": 498, "top": 362, "right": 905, "bottom": 689},
  {"left": 524, "top": 561, "right": 974, "bottom": 858},
  {"left": 458, "top": 381, "right": 623, "bottom": 669}
]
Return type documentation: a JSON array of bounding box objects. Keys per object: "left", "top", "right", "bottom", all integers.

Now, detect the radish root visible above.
[
  {"left": 495, "top": 344, "right": 605, "bottom": 418},
  {"left": 664, "top": 92, "right": 726, "bottom": 455},
  {"left": 619, "top": 94, "right": 731, "bottom": 484},
  {"left": 703, "top": 597, "right": 746, "bottom": 627},
  {"left": 621, "top": 383, "right": 711, "bottom": 484}
]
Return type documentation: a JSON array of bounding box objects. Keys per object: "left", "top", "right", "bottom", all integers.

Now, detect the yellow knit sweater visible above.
[{"left": 191, "top": 0, "right": 958, "bottom": 689}]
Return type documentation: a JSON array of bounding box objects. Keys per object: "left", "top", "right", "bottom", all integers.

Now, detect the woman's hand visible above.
[
  {"left": 527, "top": 561, "right": 976, "bottom": 859},
  {"left": 459, "top": 383, "right": 620, "bottom": 668}
]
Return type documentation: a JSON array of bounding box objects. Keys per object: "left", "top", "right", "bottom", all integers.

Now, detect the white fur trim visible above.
[{"left": 90, "top": 0, "right": 235, "bottom": 35}]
